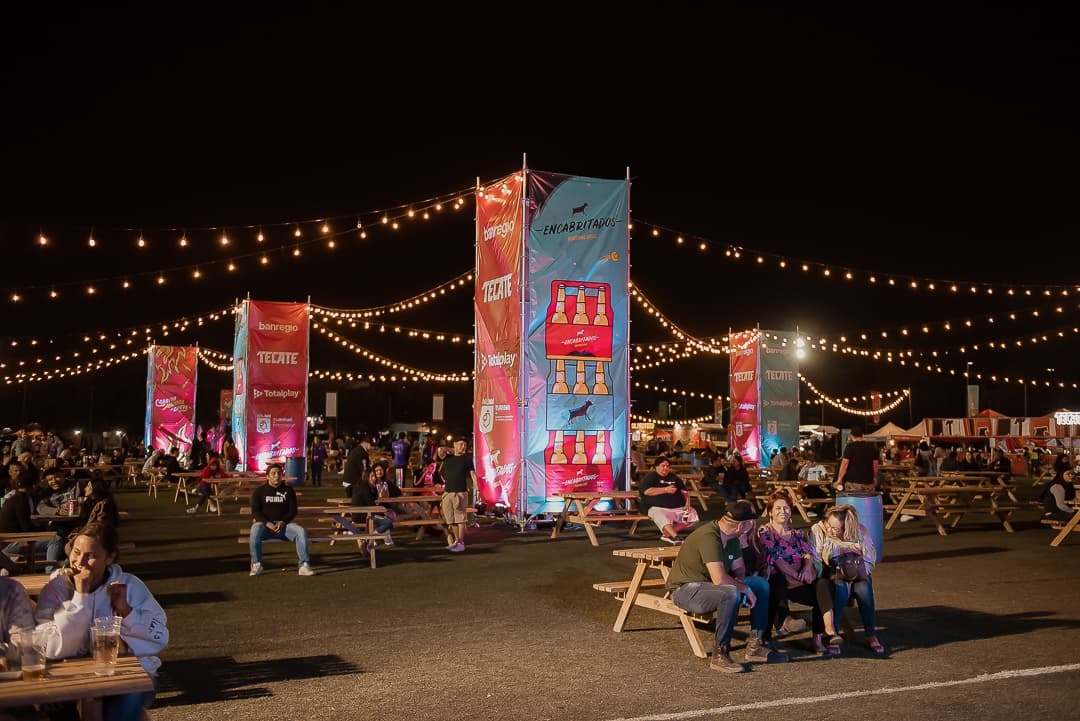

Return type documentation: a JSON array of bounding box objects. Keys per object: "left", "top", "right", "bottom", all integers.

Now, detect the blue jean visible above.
[
  {"left": 670, "top": 581, "right": 739, "bottom": 651},
  {"left": 833, "top": 577, "right": 876, "bottom": 637},
  {"left": 716, "top": 574, "right": 770, "bottom": 648},
  {"left": 4, "top": 536, "right": 64, "bottom": 564},
  {"left": 104, "top": 687, "right": 156, "bottom": 721},
  {"left": 372, "top": 516, "right": 393, "bottom": 533},
  {"left": 249, "top": 522, "right": 310, "bottom": 565}
]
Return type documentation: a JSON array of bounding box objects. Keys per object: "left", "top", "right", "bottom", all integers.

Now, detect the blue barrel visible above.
[
  {"left": 285, "top": 456, "right": 306, "bottom": 487},
  {"left": 836, "top": 491, "right": 883, "bottom": 562}
]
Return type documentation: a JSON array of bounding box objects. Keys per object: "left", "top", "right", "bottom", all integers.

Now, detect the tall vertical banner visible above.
[
  {"left": 474, "top": 173, "right": 524, "bottom": 508},
  {"left": 144, "top": 345, "right": 198, "bottom": 454},
  {"left": 728, "top": 330, "right": 761, "bottom": 464},
  {"left": 523, "top": 172, "right": 630, "bottom": 514},
  {"left": 231, "top": 300, "right": 310, "bottom": 471},
  {"left": 758, "top": 331, "right": 800, "bottom": 460}
]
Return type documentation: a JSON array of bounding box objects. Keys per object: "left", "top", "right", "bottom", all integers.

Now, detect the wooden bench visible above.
[{"left": 237, "top": 528, "right": 389, "bottom": 568}]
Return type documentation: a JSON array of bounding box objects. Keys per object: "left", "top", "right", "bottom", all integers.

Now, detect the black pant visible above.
[{"left": 767, "top": 573, "right": 825, "bottom": 636}]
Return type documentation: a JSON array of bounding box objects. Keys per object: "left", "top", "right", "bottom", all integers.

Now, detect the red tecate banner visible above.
[
  {"left": 245, "top": 300, "right": 309, "bottom": 471},
  {"left": 474, "top": 174, "right": 524, "bottom": 508},
  {"left": 144, "top": 345, "right": 198, "bottom": 454},
  {"left": 728, "top": 330, "right": 761, "bottom": 464}
]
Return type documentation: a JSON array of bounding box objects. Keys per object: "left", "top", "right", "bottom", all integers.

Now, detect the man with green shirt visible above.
[{"left": 667, "top": 500, "right": 788, "bottom": 672}]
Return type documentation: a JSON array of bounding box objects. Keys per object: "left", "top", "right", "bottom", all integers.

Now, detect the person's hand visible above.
[
  {"left": 108, "top": 581, "right": 132, "bottom": 617},
  {"left": 71, "top": 564, "right": 95, "bottom": 594},
  {"left": 668, "top": 485, "right": 678, "bottom": 494},
  {"left": 742, "top": 587, "right": 757, "bottom": 609}
]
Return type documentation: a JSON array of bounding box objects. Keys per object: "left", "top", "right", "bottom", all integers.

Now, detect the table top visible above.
[
  {"left": 611, "top": 546, "right": 679, "bottom": 561},
  {"left": 0, "top": 656, "right": 152, "bottom": 706},
  {"left": 555, "top": 490, "right": 638, "bottom": 500},
  {"left": 377, "top": 495, "right": 441, "bottom": 504},
  {"left": 297, "top": 505, "right": 386, "bottom": 515}
]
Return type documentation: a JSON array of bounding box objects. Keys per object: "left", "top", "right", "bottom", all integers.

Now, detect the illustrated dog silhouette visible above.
[
  {"left": 568, "top": 400, "right": 594, "bottom": 424},
  {"left": 571, "top": 202, "right": 588, "bottom": 215}
]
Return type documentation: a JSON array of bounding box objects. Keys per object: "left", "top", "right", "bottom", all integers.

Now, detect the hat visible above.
[{"left": 723, "top": 500, "right": 756, "bottom": 522}]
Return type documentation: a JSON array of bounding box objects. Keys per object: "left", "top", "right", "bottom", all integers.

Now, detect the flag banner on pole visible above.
[
  {"left": 144, "top": 345, "right": 198, "bottom": 454},
  {"left": 758, "top": 331, "right": 800, "bottom": 461},
  {"left": 232, "top": 300, "right": 310, "bottom": 471},
  {"left": 728, "top": 330, "right": 760, "bottom": 464},
  {"left": 231, "top": 302, "right": 249, "bottom": 469},
  {"left": 524, "top": 171, "right": 629, "bottom": 513},
  {"left": 474, "top": 173, "right": 524, "bottom": 508}
]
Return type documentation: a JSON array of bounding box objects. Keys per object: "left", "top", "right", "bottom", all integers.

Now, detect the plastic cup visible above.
[
  {"left": 91, "top": 616, "right": 123, "bottom": 676},
  {"left": 16, "top": 629, "right": 46, "bottom": 681}
]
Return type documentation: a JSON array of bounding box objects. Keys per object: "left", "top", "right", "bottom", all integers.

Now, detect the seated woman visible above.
[
  {"left": 187, "top": 455, "right": 227, "bottom": 514},
  {"left": 351, "top": 465, "right": 397, "bottom": 535},
  {"left": 809, "top": 504, "right": 885, "bottom": 656},
  {"left": 1040, "top": 468, "right": 1077, "bottom": 522},
  {"left": 35, "top": 522, "right": 169, "bottom": 721},
  {"left": 757, "top": 491, "right": 818, "bottom": 640}
]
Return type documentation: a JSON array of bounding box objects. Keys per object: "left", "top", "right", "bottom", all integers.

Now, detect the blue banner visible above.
[
  {"left": 231, "top": 301, "right": 250, "bottom": 470},
  {"left": 758, "top": 330, "right": 800, "bottom": 461}
]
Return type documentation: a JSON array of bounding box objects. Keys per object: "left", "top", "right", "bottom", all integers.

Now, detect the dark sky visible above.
[{"left": 2, "top": 8, "right": 1078, "bottom": 439}]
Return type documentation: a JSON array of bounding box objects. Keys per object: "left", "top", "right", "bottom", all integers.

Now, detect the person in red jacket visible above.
[{"left": 187, "top": 455, "right": 227, "bottom": 514}]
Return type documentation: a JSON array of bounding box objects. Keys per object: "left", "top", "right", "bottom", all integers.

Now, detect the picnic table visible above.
[
  {"left": 12, "top": 573, "right": 51, "bottom": 598},
  {"left": 884, "top": 476, "right": 1021, "bottom": 535},
  {"left": 764, "top": 478, "right": 835, "bottom": 522},
  {"left": 549, "top": 490, "right": 648, "bottom": 546},
  {"left": 0, "top": 531, "right": 59, "bottom": 572},
  {"left": 179, "top": 473, "right": 297, "bottom": 514},
  {"left": 593, "top": 545, "right": 712, "bottom": 657},
  {"left": 242, "top": 505, "right": 390, "bottom": 568},
  {"left": 0, "top": 655, "right": 152, "bottom": 708}
]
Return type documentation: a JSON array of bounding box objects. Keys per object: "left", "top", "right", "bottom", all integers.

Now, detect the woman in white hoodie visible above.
[{"left": 34, "top": 522, "right": 168, "bottom": 721}]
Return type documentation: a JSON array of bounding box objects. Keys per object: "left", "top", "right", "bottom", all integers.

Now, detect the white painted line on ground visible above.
[{"left": 604, "top": 663, "right": 1080, "bottom": 721}]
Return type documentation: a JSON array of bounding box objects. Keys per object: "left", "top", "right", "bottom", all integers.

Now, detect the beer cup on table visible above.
[
  {"left": 91, "top": 615, "right": 123, "bottom": 676},
  {"left": 16, "top": 628, "right": 47, "bottom": 681}
]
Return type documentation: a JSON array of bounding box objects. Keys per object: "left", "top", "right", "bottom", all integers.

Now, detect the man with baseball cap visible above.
[{"left": 666, "top": 500, "right": 788, "bottom": 672}]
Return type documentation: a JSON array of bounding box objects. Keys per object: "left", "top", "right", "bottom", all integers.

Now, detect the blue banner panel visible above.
[{"left": 758, "top": 330, "right": 800, "bottom": 461}]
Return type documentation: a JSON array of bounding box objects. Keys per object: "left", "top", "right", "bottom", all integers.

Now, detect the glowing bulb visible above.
[
  {"left": 260, "top": 256, "right": 269, "bottom": 265},
  {"left": 88, "top": 236, "right": 96, "bottom": 248},
  {"left": 220, "top": 234, "right": 229, "bottom": 246},
  {"left": 49, "top": 290, "right": 58, "bottom": 299},
  {"left": 11, "top": 293, "right": 20, "bottom": 302},
  {"left": 227, "top": 262, "right": 236, "bottom": 272},
  {"left": 137, "top": 237, "right": 146, "bottom": 248},
  {"left": 327, "top": 239, "right": 336, "bottom": 249},
  {"left": 293, "top": 247, "right": 301, "bottom": 257},
  {"left": 192, "top": 269, "right": 202, "bottom": 279},
  {"left": 321, "top": 223, "right": 329, "bottom": 234},
  {"left": 122, "top": 280, "right": 130, "bottom": 289},
  {"left": 294, "top": 227, "right": 302, "bottom": 238},
  {"left": 87, "top": 286, "right": 96, "bottom": 295},
  {"left": 257, "top": 231, "right": 264, "bottom": 242},
  {"left": 38, "top": 234, "right": 48, "bottom": 246},
  {"left": 157, "top": 276, "right": 166, "bottom": 285},
  {"left": 179, "top": 236, "right": 188, "bottom": 247}
]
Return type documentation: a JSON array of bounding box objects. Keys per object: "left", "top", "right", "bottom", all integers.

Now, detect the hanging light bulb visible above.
[
  {"left": 257, "top": 230, "right": 265, "bottom": 242},
  {"left": 294, "top": 226, "right": 302, "bottom": 238},
  {"left": 137, "top": 236, "right": 146, "bottom": 248}
]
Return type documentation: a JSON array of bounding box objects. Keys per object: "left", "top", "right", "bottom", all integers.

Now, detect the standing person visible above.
[
  {"left": 222, "top": 435, "right": 240, "bottom": 472},
  {"left": 666, "top": 500, "right": 788, "bottom": 673},
  {"left": 309, "top": 436, "right": 327, "bottom": 487},
  {"left": 420, "top": 435, "right": 438, "bottom": 468},
  {"left": 638, "top": 457, "right": 697, "bottom": 544},
  {"left": 248, "top": 463, "right": 315, "bottom": 577},
  {"left": 341, "top": 441, "right": 370, "bottom": 496},
  {"left": 834, "top": 425, "right": 879, "bottom": 493},
  {"left": 35, "top": 522, "right": 169, "bottom": 720},
  {"left": 439, "top": 437, "right": 476, "bottom": 553},
  {"left": 391, "top": 433, "right": 411, "bottom": 486}
]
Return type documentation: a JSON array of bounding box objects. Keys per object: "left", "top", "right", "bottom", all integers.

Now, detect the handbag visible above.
[{"left": 830, "top": 551, "right": 869, "bottom": 583}]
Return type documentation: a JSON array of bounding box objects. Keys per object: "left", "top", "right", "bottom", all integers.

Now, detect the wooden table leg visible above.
[
  {"left": 550, "top": 499, "right": 573, "bottom": 539},
  {"left": 1051, "top": 509, "right": 1080, "bottom": 547},
  {"left": 613, "top": 561, "right": 647, "bottom": 631},
  {"left": 885, "top": 490, "right": 914, "bottom": 528},
  {"left": 578, "top": 501, "right": 601, "bottom": 546}
]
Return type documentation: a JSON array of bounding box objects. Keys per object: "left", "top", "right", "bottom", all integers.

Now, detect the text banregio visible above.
[{"left": 540, "top": 217, "right": 619, "bottom": 235}]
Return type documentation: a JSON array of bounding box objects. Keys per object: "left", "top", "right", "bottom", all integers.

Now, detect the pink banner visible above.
[
  {"left": 728, "top": 330, "right": 760, "bottom": 464},
  {"left": 245, "top": 301, "right": 309, "bottom": 471},
  {"left": 474, "top": 174, "right": 524, "bottom": 508},
  {"left": 145, "top": 346, "right": 198, "bottom": 454}
]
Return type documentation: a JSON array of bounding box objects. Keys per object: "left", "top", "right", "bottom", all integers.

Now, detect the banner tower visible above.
[
  {"left": 728, "top": 328, "right": 800, "bottom": 464},
  {"left": 144, "top": 345, "right": 198, "bottom": 454}
]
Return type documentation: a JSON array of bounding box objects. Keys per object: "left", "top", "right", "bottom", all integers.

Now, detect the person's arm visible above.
[
  {"left": 110, "top": 575, "right": 169, "bottom": 655},
  {"left": 835, "top": 458, "right": 850, "bottom": 489},
  {"left": 1051, "top": 485, "right": 1071, "bottom": 513},
  {"left": 706, "top": 560, "right": 756, "bottom": 608},
  {"left": 250, "top": 487, "right": 269, "bottom": 524}
]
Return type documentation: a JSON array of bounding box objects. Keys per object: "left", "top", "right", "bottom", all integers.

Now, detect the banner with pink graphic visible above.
[
  {"left": 144, "top": 345, "right": 198, "bottom": 454},
  {"left": 233, "top": 300, "right": 310, "bottom": 471},
  {"left": 728, "top": 330, "right": 761, "bottom": 464},
  {"left": 474, "top": 173, "right": 524, "bottom": 508}
]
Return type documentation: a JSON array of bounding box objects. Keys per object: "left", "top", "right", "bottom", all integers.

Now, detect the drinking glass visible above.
[
  {"left": 91, "top": 616, "right": 123, "bottom": 676},
  {"left": 16, "top": 628, "right": 46, "bottom": 681}
]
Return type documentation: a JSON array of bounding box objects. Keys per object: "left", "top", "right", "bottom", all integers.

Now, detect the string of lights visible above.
[
  {"left": 313, "top": 324, "right": 471, "bottom": 381},
  {"left": 309, "top": 369, "right": 471, "bottom": 384},
  {"left": 1, "top": 304, "right": 237, "bottom": 349},
  {"left": 3, "top": 348, "right": 148, "bottom": 384},
  {"left": 632, "top": 381, "right": 718, "bottom": 400},
  {"left": 633, "top": 218, "right": 1080, "bottom": 294},
  {"left": 629, "top": 283, "right": 724, "bottom": 353},
  {"left": 197, "top": 347, "right": 235, "bottom": 372},
  {"left": 630, "top": 412, "right": 716, "bottom": 426},
  {"left": 799, "top": 374, "right": 910, "bottom": 417},
  {"left": 310, "top": 271, "right": 474, "bottom": 319}
]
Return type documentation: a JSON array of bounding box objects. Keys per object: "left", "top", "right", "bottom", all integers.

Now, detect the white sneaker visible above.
[
  {"left": 900, "top": 514, "right": 915, "bottom": 523},
  {"left": 383, "top": 534, "right": 394, "bottom": 547},
  {"left": 186, "top": 506, "right": 198, "bottom": 515},
  {"left": 448, "top": 541, "right": 465, "bottom": 553},
  {"left": 249, "top": 562, "right": 263, "bottom": 576},
  {"left": 208, "top": 502, "right": 218, "bottom": 513},
  {"left": 298, "top": 563, "right": 315, "bottom": 576}
]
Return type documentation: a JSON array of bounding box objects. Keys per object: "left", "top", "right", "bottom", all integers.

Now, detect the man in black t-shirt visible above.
[
  {"left": 835, "top": 425, "right": 879, "bottom": 492},
  {"left": 439, "top": 437, "right": 476, "bottom": 553},
  {"left": 638, "top": 457, "right": 697, "bottom": 544}
]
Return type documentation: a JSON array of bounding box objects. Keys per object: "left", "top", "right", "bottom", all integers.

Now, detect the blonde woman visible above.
[{"left": 809, "top": 504, "right": 885, "bottom": 656}]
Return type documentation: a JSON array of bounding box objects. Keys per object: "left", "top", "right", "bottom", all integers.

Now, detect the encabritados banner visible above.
[
  {"left": 232, "top": 300, "right": 309, "bottom": 471},
  {"left": 145, "top": 345, "right": 198, "bottom": 454}
]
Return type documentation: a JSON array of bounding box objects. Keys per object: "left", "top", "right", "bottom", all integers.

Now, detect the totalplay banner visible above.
[
  {"left": 523, "top": 171, "right": 629, "bottom": 513},
  {"left": 758, "top": 331, "right": 800, "bottom": 461},
  {"left": 728, "top": 330, "right": 760, "bottom": 464},
  {"left": 144, "top": 345, "right": 198, "bottom": 454},
  {"left": 474, "top": 173, "right": 524, "bottom": 508},
  {"left": 231, "top": 300, "right": 310, "bottom": 471}
]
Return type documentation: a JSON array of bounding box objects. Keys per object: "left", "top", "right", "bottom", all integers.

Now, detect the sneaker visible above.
[
  {"left": 383, "top": 534, "right": 394, "bottom": 547},
  {"left": 660, "top": 535, "right": 683, "bottom": 545},
  {"left": 298, "top": 563, "right": 315, "bottom": 576},
  {"left": 900, "top": 514, "right": 915, "bottom": 523},
  {"left": 448, "top": 542, "right": 466, "bottom": 553},
  {"left": 709, "top": 649, "right": 745, "bottom": 673},
  {"left": 776, "top": 616, "right": 808, "bottom": 636},
  {"left": 186, "top": 506, "right": 198, "bottom": 514},
  {"left": 249, "top": 562, "right": 263, "bottom": 576},
  {"left": 745, "top": 635, "right": 789, "bottom": 663},
  {"left": 468, "top": 520, "right": 481, "bottom": 528},
  {"left": 208, "top": 502, "right": 218, "bottom": 513}
]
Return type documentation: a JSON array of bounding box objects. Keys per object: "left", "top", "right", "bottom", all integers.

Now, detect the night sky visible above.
[{"left": 2, "top": 9, "right": 1078, "bottom": 440}]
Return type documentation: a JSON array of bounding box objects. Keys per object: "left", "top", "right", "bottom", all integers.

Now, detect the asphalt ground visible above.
[{"left": 73, "top": 479, "right": 1080, "bottom": 721}]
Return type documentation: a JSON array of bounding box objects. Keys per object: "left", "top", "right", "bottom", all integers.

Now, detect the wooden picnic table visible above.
[
  {"left": 12, "top": 573, "right": 51, "bottom": 598},
  {"left": 764, "top": 478, "right": 835, "bottom": 522},
  {"left": 0, "top": 531, "right": 59, "bottom": 572},
  {"left": 0, "top": 655, "right": 152, "bottom": 708},
  {"left": 291, "top": 505, "right": 388, "bottom": 567},
  {"left": 593, "top": 545, "right": 712, "bottom": 658},
  {"left": 884, "top": 479, "right": 1020, "bottom": 535},
  {"left": 178, "top": 473, "right": 296, "bottom": 514},
  {"left": 549, "top": 490, "right": 648, "bottom": 546}
]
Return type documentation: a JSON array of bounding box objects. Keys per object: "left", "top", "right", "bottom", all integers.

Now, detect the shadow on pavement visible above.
[
  {"left": 876, "top": 605, "right": 1080, "bottom": 652},
  {"left": 884, "top": 546, "right": 1008, "bottom": 563}
]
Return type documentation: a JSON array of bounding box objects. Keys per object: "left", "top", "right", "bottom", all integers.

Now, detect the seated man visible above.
[
  {"left": 248, "top": 463, "right": 315, "bottom": 577},
  {"left": 638, "top": 457, "right": 697, "bottom": 544},
  {"left": 666, "top": 500, "right": 788, "bottom": 673}
]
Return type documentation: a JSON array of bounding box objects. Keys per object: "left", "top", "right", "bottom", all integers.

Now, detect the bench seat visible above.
[{"left": 237, "top": 530, "right": 389, "bottom": 568}]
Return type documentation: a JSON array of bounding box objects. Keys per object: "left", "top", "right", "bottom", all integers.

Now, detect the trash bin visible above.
[
  {"left": 285, "top": 456, "right": 306, "bottom": 487},
  {"left": 836, "top": 491, "right": 883, "bottom": 562}
]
